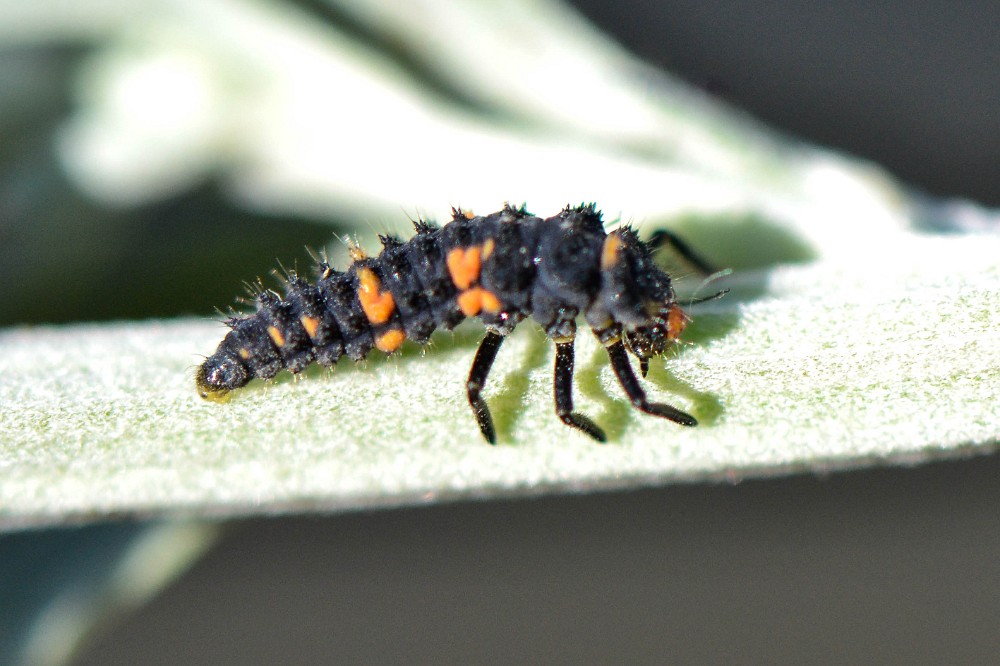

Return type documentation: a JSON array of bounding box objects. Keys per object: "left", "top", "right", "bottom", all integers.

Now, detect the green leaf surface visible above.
[{"left": 3, "top": 232, "right": 997, "bottom": 531}]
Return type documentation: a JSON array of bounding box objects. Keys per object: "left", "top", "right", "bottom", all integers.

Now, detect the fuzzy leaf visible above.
[{"left": 2, "top": 232, "right": 997, "bottom": 530}]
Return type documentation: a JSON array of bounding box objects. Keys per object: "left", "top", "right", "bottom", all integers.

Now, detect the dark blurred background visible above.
[
  {"left": 73, "top": 456, "right": 1000, "bottom": 665},
  {"left": 575, "top": 0, "right": 1000, "bottom": 208},
  {"left": 2, "top": 1, "right": 998, "bottom": 663}
]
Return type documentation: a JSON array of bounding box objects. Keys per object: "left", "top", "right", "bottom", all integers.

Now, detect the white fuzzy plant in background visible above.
[{"left": 1, "top": 0, "right": 999, "bottom": 531}]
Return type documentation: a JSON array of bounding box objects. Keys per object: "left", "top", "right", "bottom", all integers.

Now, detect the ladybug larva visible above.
[{"left": 196, "top": 203, "right": 721, "bottom": 443}]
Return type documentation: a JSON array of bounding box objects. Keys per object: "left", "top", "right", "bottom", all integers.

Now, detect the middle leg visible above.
[{"left": 554, "top": 338, "right": 607, "bottom": 442}]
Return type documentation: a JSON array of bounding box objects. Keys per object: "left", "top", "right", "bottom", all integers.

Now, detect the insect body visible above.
[{"left": 196, "top": 203, "right": 710, "bottom": 443}]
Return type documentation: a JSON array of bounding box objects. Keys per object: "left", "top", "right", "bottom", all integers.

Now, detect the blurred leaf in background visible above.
[{"left": 0, "top": 1, "right": 998, "bottom": 664}]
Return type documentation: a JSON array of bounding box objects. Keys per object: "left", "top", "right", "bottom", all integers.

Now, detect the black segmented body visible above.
[{"left": 197, "top": 203, "right": 710, "bottom": 443}]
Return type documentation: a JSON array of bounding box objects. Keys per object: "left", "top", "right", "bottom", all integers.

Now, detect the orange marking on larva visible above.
[
  {"left": 375, "top": 329, "right": 406, "bottom": 353},
  {"left": 446, "top": 246, "right": 482, "bottom": 290},
  {"left": 457, "top": 288, "right": 484, "bottom": 316},
  {"left": 666, "top": 303, "right": 690, "bottom": 342},
  {"left": 238, "top": 348, "right": 250, "bottom": 360},
  {"left": 481, "top": 238, "right": 495, "bottom": 259},
  {"left": 480, "top": 289, "right": 501, "bottom": 313},
  {"left": 267, "top": 325, "right": 286, "bottom": 348},
  {"left": 464, "top": 209, "right": 475, "bottom": 219},
  {"left": 600, "top": 234, "right": 621, "bottom": 270},
  {"left": 456, "top": 287, "right": 501, "bottom": 316},
  {"left": 300, "top": 315, "right": 320, "bottom": 339},
  {"left": 356, "top": 267, "right": 396, "bottom": 325}
]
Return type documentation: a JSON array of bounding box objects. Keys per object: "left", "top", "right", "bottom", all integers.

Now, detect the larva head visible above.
[
  {"left": 195, "top": 352, "right": 248, "bottom": 403},
  {"left": 623, "top": 302, "right": 690, "bottom": 365},
  {"left": 597, "top": 227, "right": 691, "bottom": 375}
]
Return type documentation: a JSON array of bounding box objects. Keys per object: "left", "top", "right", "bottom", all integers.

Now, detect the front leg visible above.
[
  {"left": 605, "top": 340, "right": 697, "bottom": 427},
  {"left": 553, "top": 338, "right": 607, "bottom": 442}
]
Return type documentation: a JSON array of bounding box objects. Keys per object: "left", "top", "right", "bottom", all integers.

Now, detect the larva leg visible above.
[
  {"left": 645, "top": 228, "right": 716, "bottom": 275},
  {"left": 553, "top": 339, "right": 606, "bottom": 442},
  {"left": 466, "top": 330, "right": 505, "bottom": 444},
  {"left": 605, "top": 340, "right": 697, "bottom": 427}
]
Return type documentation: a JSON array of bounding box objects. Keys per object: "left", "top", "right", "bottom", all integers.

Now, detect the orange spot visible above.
[
  {"left": 446, "top": 246, "right": 482, "bottom": 290},
  {"left": 356, "top": 267, "right": 395, "bottom": 325},
  {"left": 267, "top": 325, "right": 286, "bottom": 348},
  {"left": 601, "top": 234, "right": 621, "bottom": 270},
  {"left": 457, "top": 289, "right": 483, "bottom": 316},
  {"left": 238, "top": 348, "right": 250, "bottom": 360},
  {"left": 666, "top": 303, "right": 690, "bottom": 342},
  {"left": 457, "top": 287, "right": 502, "bottom": 316},
  {"left": 480, "top": 289, "right": 501, "bottom": 313},
  {"left": 300, "top": 315, "right": 320, "bottom": 339},
  {"left": 464, "top": 209, "right": 475, "bottom": 219},
  {"left": 482, "top": 238, "right": 495, "bottom": 259},
  {"left": 375, "top": 329, "right": 406, "bottom": 353}
]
